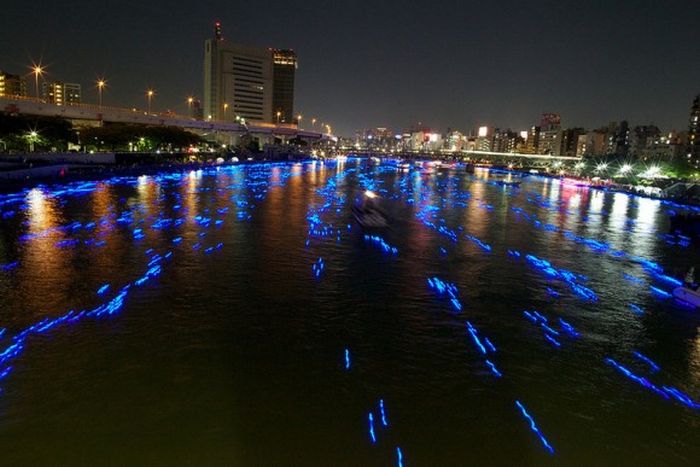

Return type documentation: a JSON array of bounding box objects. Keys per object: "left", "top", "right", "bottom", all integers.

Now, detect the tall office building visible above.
[
  {"left": 63, "top": 83, "right": 81, "bottom": 105},
  {"left": 42, "top": 81, "right": 81, "bottom": 105},
  {"left": 0, "top": 71, "right": 27, "bottom": 97},
  {"left": 537, "top": 113, "right": 561, "bottom": 155},
  {"left": 204, "top": 22, "right": 296, "bottom": 124},
  {"left": 688, "top": 94, "right": 700, "bottom": 165},
  {"left": 271, "top": 49, "right": 297, "bottom": 123}
]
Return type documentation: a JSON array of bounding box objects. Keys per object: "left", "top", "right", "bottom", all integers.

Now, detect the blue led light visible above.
[
  {"left": 605, "top": 357, "right": 669, "bottom": 400},
  {"left": 97, "top": 284, "right": 110, "bottom": 295},
  {"left": 632, "top": 351, "right": 660, "bottom": 373},
  {"left": 396, "top": 447, "right": 404, "bottom": 467},
  {"left": 368, "top": 412, "right": 377, "bottom": 443},
  {"left": 514, "top": 400, "right": 555, "bottom": 455},
  {"left": 379, "top": 399, "right": 389, "bottom": 427},
  {"left": 485, "top": 359, "right": 502, "bottom": 377},
  {"left": 344, "top": 348, "right": 351, "bottom": 370},
  {"left": 0, "top": 365, "right": 12, "bottom": 381}
]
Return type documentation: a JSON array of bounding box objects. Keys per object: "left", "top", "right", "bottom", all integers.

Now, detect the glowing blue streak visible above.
[
  {"left": 514, "top": 400, "right": 555, "bottom": 455},
  {"left": 632, "top": 351, "right": 660, "bottom": 373},
  {"left": 605, "top": 357, "right": 669, "bottom": 400},
  {"left": 379, "top": 399, "right": 389, "bottom": 427},
  {"left": 344, "top": 348, "right": 351, "bottom": 370},
  {"left": 485, "top": 359, "right": 502, "bottom": 377},
  {"left": 396, "top": 447, "right": 404, "bottom": 467},
  {"left": 97, "top": 284, "right": 110, "bottom": 295},
  {"left": 368, "top": 412, "right": 377, "bottom": 443}
]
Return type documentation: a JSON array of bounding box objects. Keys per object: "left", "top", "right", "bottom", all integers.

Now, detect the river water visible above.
[{"left": 0, "top": 159, "right": 698, "bottom": 466}]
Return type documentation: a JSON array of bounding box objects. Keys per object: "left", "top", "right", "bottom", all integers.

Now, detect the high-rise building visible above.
[
  {"left": 63, "top": 83, "right": 81, "bottom": 105},
  {"left": 603, "top": 121, "right": 630, "bottom": 156},
  {"left": 0, "top": 71, "right": 27, "bottom": 97},
  {"left": 526, "top": 126, "right": 540, "bottom": 153},
  {"left": 555, "top": 128, "right": 584, "bottom": 157},
  {"left": 476, "top": 126, "right": 492, "bottom": 151},
  {"left": 190, "top": 97, "right": 204, "bottom": 120},
  {"left": 204, "top": 22, "right": 295, "bottom": 124},
  {"left": 271, "top": 49, "right": 297, "bottom": 124},
  {"left": 629, "top": 125, "right": 661, "bottom": 158},
  {"left": 537, "top": 113, "right": 561, "bottom": 154},
  {"left": 42, "top": 81, "right": 81, "bottom": 105},
  {"left": 688, "top": 94, "right": 700, "bottom": 166}
]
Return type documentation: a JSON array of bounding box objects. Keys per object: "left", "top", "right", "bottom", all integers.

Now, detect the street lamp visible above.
[
  {"left": 311, "top": 118, "right": 317, "bottom": 128},
  {"left": 223, "top": 102, "right": 229, "bottom": 120},
  {"left": 187, "top": 96, "right": 194, "bottom": 115},
  {"left": 618, "top": 163, "right": 632, "bottom": 176},
  {"left": 276, "top": 110, "right": 281, "bottom": 124},
  {"left": 96, "top": 78, "right": 107, "bottom": 109},
  {"left": 30, "top": 63, "right": 45, "bottom": 99},
  {"left": 27, "top": 130, "right": 38, "bottom": 152},
  {"left": 297, "top": 114, "right": 302, "bottom": 127},
  {"left": 146, "top": 89, "right": 155, "bottom": 113}
]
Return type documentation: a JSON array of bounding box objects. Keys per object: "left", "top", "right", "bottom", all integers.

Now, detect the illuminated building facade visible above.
[
  {"left": 688, "top": 94, "right": 700, "bottom": 167},
  {"left": 271, "top": 49, "right": 297, "bottom": 124},
  {"left": 0, "top": 71, "right": 27, "bottom": 97},
  {"left": 42, "top": 81, "right": 81, "bottom": 105},
  {"left": 204, "top": 22, "right": 296, "bottom": 124}
]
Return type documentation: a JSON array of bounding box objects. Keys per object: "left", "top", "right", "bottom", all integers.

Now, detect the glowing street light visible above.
[
  {"left": 595, "top": 162, "right": 609, "bottom": 173},
  {"left": 26, "top": 130, "right": 39, "bottom": 152},
  {"left": 187, "top": 96, "right": 194, "bottom": 114},
  {"left": 311, "top": 117, "right": 317, "bottom": 128},
  {"left": 96, "top": 78, "right": 107, "bottom": 109},
  {"left": 30, "top": 63, "right": 45, "bottom": 98},
  {"left": 297, "top": 114, "right": 302, "bottom": 127},
  {"left": 223, "top": 102, "right": 229, "bottom": 120},
  {"left": 146, "top": 89, "right": 155, "bottom": 113},
  {"left": 276, "top": 110, "right": 282, "bottom": 124},
  {"left": 618, "top": 163, "right": 632, "bottom": 175}
]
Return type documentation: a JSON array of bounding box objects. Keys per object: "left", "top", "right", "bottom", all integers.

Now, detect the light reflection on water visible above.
[{"left": 0, "top": 161, "right": 698, "bottom": 466}]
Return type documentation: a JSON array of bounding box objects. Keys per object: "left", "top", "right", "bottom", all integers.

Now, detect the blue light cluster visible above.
[
  {"left": 466, "top": 321, "right": 502, "bottom": 377},
  {"left": 312, "top": 257, "right": 325, "bottom": 278},
  {"left": 464, "top": 234, "right": 492, "bottom": 252},
  {"left": 364, "top": 234, "right": 398, "bottom": 255},
  {"left": 524, "top": 254, "right": 597, "bottom": 301},
  {"left": 427, "top": 276, "right": 463, "bottom": 312}
]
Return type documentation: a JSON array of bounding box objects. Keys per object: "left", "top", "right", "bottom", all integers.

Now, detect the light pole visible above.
[
  {"left": 31, "top": 64, "right": 45, "bottom": 99},
  {"left": 146, "top": 89, "right": 155, "bottom": 114},
  {"left": 312, "top": 118, "right": 317, "bottom": 129},
  {"left": 223, "top": 102, "right": 229, "bottom": 121},
  {"left": 276, "top": 110, "right": 282, "bottom": 124},
  {"left": 297, "top": 114, "right": 302, "bottom": 127},
  {"left": 187, "top": 96, "right": 194, "bottom": 116},
  {"left": 96, "top": 79, "right": 106, "bottom": 109},
  {"left": 27, "top": 130, "right": 38, "bottom": 152}
]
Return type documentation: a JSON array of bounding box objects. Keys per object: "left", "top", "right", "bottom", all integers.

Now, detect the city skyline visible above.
[{"left": 1, "top": 0, "right": 699, "bottom": 136}]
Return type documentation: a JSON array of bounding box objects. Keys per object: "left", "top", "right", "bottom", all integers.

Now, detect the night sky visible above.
[{"left": 2, "top": 0, "right": 698, "bottom": 136}]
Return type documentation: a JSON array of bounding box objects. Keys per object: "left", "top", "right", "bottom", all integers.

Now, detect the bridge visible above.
[
  {"left": 0, "top": 96, "right": 333, "bottom": 144},
  {"left": 459, "top": 149, "right": 581, "bottom": 161}
]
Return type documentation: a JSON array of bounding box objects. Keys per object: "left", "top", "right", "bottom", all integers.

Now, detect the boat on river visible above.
[{"left": 352, "top": 190, "right": 389, "bottom": 228}]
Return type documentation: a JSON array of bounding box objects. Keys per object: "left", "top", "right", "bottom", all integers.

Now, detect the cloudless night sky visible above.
[{"left": 1, "top": 0, "right": 698, "bottom": 136}]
